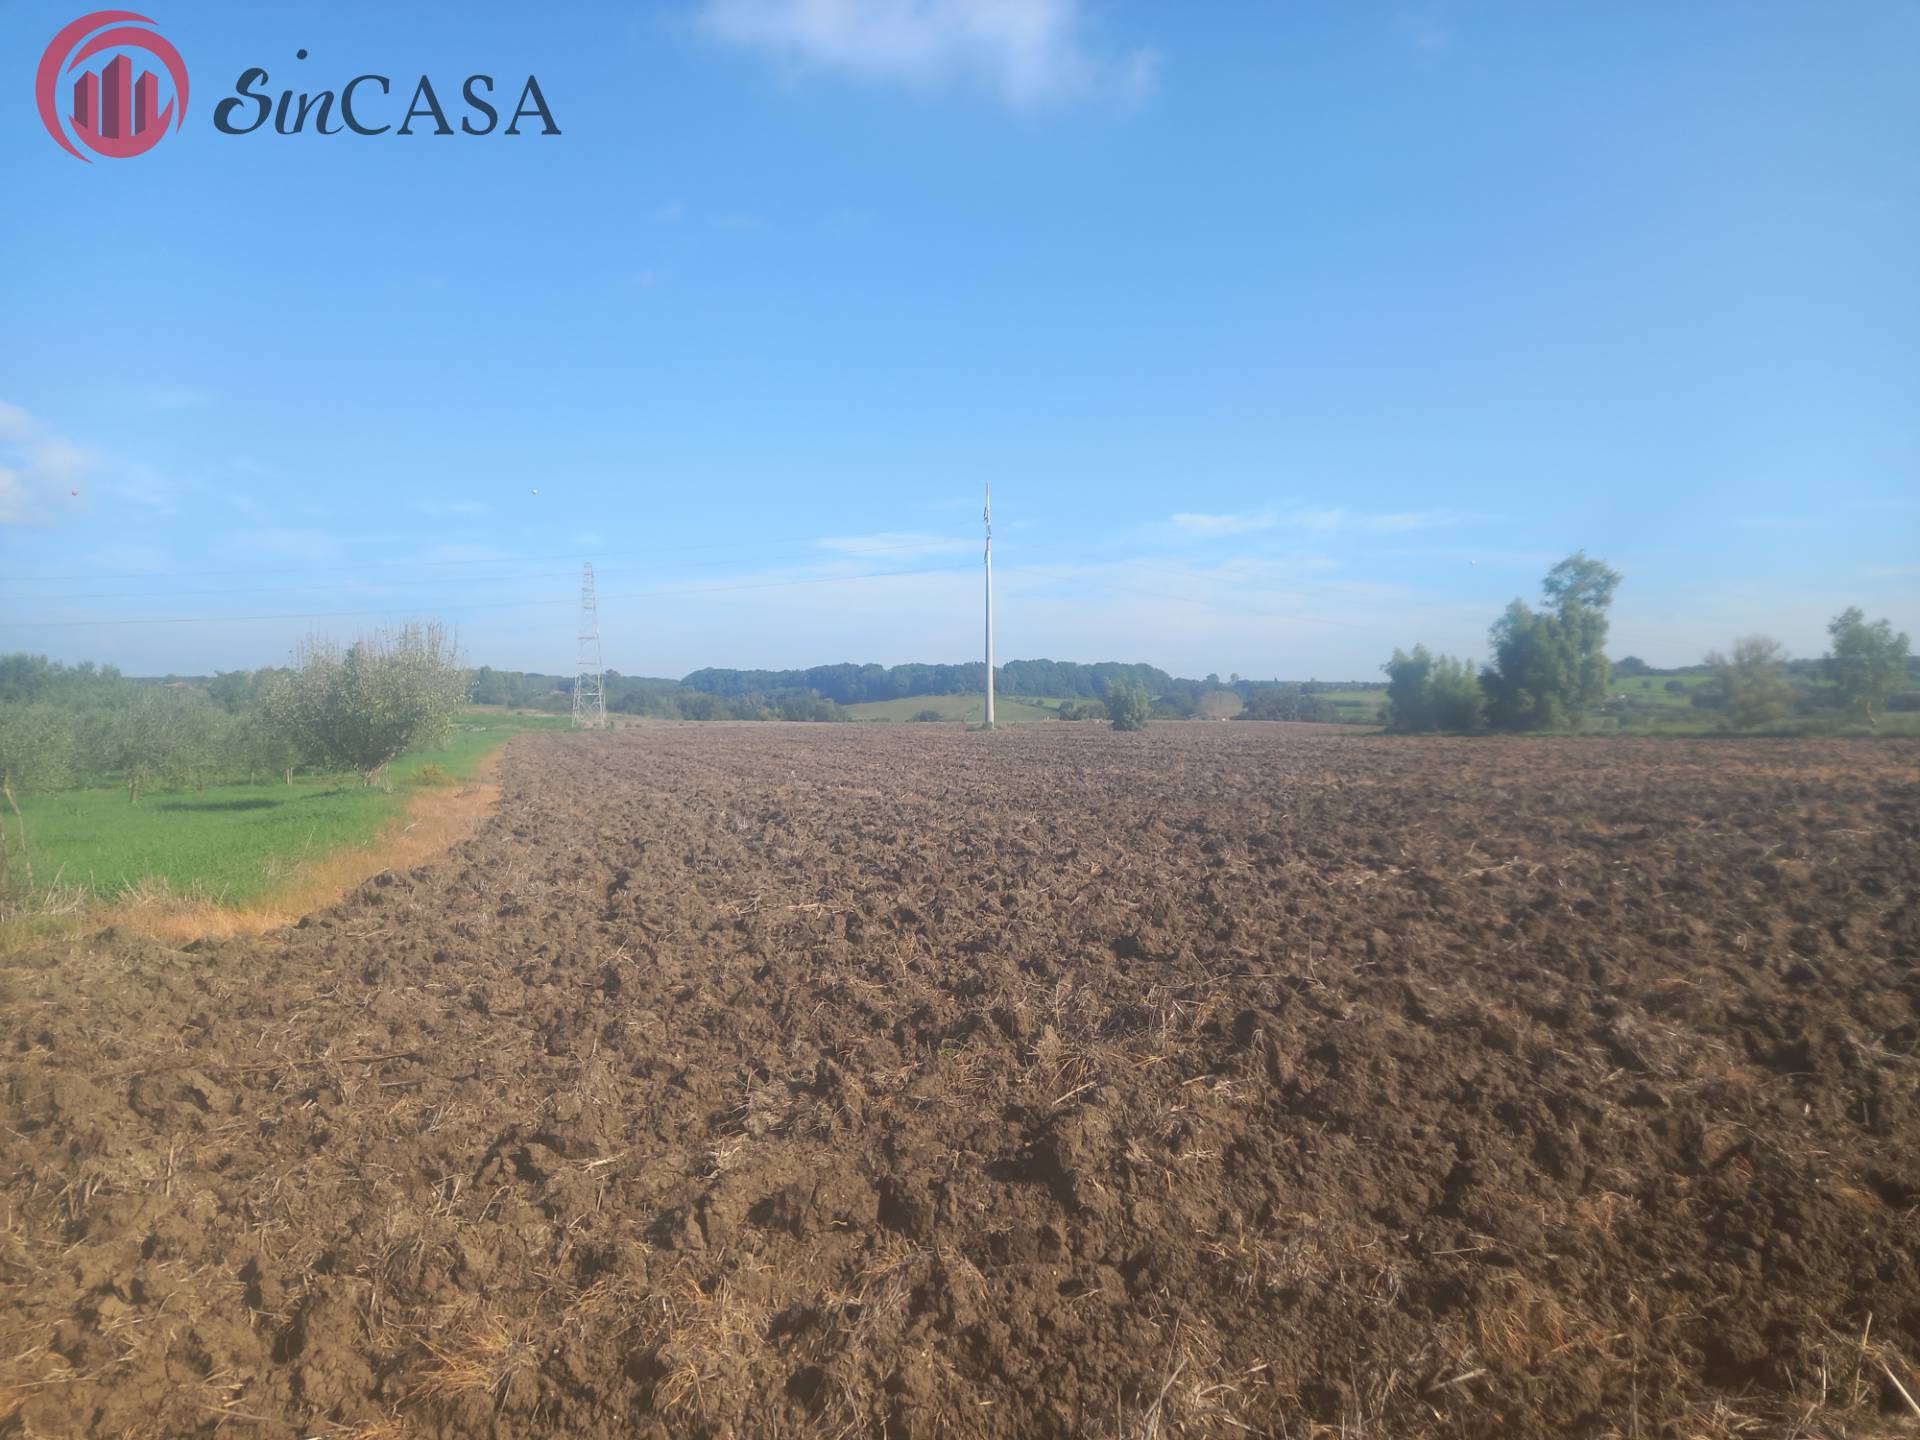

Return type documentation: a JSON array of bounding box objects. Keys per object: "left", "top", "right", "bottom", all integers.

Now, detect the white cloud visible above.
[
  {"left": 698, "top": 0, "right": 1157, "bottom": 106},
  {"left": 0, "top": 401, "right": 98, "bottom": 525}
]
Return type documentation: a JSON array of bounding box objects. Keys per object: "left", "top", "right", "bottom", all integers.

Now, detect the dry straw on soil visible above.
[{"left": 2, "top": 724, "right": 1917, "bottom": 1438}]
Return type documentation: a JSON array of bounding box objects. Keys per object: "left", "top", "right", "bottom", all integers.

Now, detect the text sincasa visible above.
[{"left": 214, "top": 53, "right": 560, "bottom": 136}]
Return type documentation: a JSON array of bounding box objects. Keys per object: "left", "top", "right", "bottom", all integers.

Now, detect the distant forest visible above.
[{"left": 468, "top": 659, "right": 1383, "bottom": 720}]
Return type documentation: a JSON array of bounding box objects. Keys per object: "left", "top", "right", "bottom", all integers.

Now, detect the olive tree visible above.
[
  {"left": 239, "top": 703, "right": 303, "bottom": 784},
  {"left": 105, "top": 688, "right": 208, "bottom": 804},
  {"left": 1825, "top": 608, "right": 1910, "bottom": 727},
  {"left": 266, "top": 624, "right": 468, "bottom": 785},
  {"left": 0, "top": 703, "right": 74, "bottom": 884}
]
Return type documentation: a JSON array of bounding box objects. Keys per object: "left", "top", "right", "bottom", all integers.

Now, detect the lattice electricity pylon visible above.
[{"left": 572, "top": 561, "right": 608, "bottom": 731}]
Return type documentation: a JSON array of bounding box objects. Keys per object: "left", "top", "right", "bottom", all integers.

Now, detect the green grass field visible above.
[
  {"left": 843, "top": 693, "right": 1063, "bottom": 723},
  {"left": 7, "top": 711, "right": 550, "bottom": 907}
]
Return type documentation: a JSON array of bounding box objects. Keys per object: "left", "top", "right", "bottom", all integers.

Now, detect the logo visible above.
[{"left": 37, "top": 10, "right": 189, "bottom": 162}]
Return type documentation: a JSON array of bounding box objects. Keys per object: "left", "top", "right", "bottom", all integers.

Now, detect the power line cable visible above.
[
  {"left": 2, "top": 538, "right": 979, "bottom": 604},
  {"left": 0, "top": 530, "right": 975, "bottom": 586},
  {"left": 0, "top": 563, "right": 982, "bottom": 629}
]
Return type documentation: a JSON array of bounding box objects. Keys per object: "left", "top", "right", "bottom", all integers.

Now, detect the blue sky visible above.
[{"left": 3, "top": 0, "right": 1915, "bottom": 680}]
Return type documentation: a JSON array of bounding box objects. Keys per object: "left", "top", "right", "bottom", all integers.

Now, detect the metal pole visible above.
[{"left": 984, "top": 485, "right": 995, "bottom": 729}]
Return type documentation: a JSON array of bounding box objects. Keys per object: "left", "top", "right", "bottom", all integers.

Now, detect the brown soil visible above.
[{"left": 3, "top": 724, "right": 1917, "bottom": 1438}]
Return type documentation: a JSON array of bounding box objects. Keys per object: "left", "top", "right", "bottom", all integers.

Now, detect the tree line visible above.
[
  {"left": 472, "top": 658, "right": 1372, "bottom": 721},
  {"left": 1381, "top": 555, "right": 1913, "bottom": 733}
]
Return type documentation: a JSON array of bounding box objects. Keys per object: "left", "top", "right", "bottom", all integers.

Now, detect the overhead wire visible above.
[{"left": 0, "top": 562, "right": 982, "bottom": 629}]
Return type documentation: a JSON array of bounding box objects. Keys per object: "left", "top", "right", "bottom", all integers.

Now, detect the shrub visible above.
[
  {"left": 1383, "top": 647, "right": 1483, "bottom": 732},
  {"left": 1704, "top": 635, "right": 1795, "bottom": 729},
  {"left": 1237, "top": 688, "right": 1339, "bottom": 723},
  {"left": 910, "top": 708, "right": 944, "bottom": 723},
  {"left": 1196, "top": 690, "right": 1240, "bottom": 720},
  {"left": 1428, "top": 657, "right": 1486, "bottom": 732},
  {"left": 1106, "top": 681, "right": 1151, "bottom": 732},
  {"left": 1383, "top": 646, "right": 1437, "bottom": 731}
]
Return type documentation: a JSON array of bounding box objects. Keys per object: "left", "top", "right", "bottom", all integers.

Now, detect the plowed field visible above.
[{"left": 4, "top": 724, "right": 1918, "bottom": 1438}]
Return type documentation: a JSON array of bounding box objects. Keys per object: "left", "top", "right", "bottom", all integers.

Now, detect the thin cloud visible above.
[
  {"left": 1171, "top": 511, "right": 1276, "bottom": 537},
  {"left": 0, "top": 401, "right": 98, "bottom": 525},
  {"left": 1392, "top": 9, "right": 1452, "bottom": 53},
  {"left": 111, "top": 464, "right": 183, "bottom": 514},
  {"left": 411, "top": 498, "right": 494, "bottom": 519},
  {"left": 817, "top": 530, "right": 976, "bottom": 560},
  {"left": 139, "top": 384, "right": 214, "bottom": 413},
  {"left": 240, "top": 529, "right": 348, "bottom": 563},
  {"left": 698, "top": 0, "right": 1157, "bottom": 107},
  {"left": 1170, "top": 505, "right": 1460, "bottom": 538}
]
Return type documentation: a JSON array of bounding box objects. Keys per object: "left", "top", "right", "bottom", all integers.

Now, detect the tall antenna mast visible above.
[
  {"left": 572, "top": 560, "right": 608, "bottom": 731},
  {"left": 983, "top": 484, "right": 995, "bottom": 730}
]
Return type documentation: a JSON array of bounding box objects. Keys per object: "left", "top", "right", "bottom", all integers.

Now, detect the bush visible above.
[
  {"left": 773, "top": 691, "right": 847, "bottom": 722},
  {"left": 1664, "top": 680, "right": 1687, "bottom": 695},
  {"left": 1429, "top": 658, "right": 1486, "bottom": 732},
  {"left": 1383, "top": 647, "right": 1483, "bottom": 733},
  {"left": 1237, "top": 688, "right": 1339, "bottom": 723},
  {"left": 910, "top": 708, "right": 944, "bottom": 722},
  {"left": 1704, "top": 635, "right": 1795, "bottom": 729},
  {"left": 1106, "top": 681, "right": 1151, "bottom": 732}
]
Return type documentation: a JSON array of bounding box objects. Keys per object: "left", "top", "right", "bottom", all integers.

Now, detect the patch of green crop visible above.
[{"left": 9, "top": 711, "right": 542, "bottom": 906}]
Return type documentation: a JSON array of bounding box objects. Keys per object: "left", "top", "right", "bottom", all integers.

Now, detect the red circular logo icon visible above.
[{"left": 37, "top": 11, "right": 189, "bottom": 162}]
